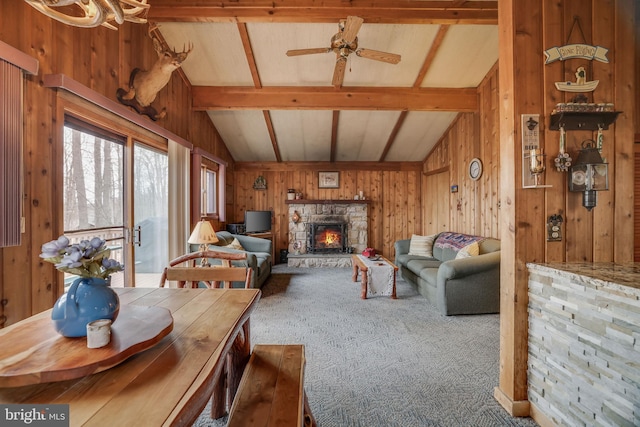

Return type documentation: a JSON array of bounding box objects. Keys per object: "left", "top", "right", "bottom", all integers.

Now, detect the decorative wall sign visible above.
[
  {"left": 544, "top": 44, "right": 609, "bottom": 64},
  {"left": 521, "top": 114, "right": 551, "bottom": 188},
  {"left": 554, "top": 66, "right": 599, "bottom": 92}
]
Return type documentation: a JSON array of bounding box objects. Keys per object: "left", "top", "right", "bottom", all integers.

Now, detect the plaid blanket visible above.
[{"left": 434, "top": 232, "right": 484, "bottom": 251}]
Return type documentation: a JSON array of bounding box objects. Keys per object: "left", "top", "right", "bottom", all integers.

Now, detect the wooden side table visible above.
[{"left": 351, "top": 254, "right": 398, "bottom": 299}]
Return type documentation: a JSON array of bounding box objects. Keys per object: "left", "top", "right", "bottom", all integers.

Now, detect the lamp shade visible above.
[{"left": 188, "top": 220, "right": 219, "bottom": 245}]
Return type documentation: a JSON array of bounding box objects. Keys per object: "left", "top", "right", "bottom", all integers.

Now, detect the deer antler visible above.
[{"left": 24, "top": 0, "right": 149, "bottom": 30}]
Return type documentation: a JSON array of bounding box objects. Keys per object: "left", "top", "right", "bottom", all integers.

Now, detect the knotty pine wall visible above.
[
  {"left": 423, "top": 63, "right": 501, "bottom": 239},
  {"left": 231, "top": 163, "right": 422, "bottom": 262},
  {"left": 0, "top": 2, "right": 234, "bottom": 326}
]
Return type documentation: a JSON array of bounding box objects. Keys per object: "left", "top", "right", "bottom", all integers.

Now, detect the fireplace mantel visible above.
[{"left": 285, "top": 199, "right": 371, "bottom": 204}]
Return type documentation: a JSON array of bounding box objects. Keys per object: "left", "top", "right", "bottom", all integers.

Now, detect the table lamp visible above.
[{"left": 188, "top": 220, "right": 219, "bottom": 266}]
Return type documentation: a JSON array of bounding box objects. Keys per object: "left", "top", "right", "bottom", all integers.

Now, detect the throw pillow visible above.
[
  {"left": 225, "top": 238, "right": 245, "bottom": 251},
  {"left": 408, "top": 234, "right": 437, "bottom": 257},
  {"left": 455, "top": 241, "right": 480, "bottom": 259}
]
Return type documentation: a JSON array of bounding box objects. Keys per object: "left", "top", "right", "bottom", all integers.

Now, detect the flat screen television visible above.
[{"left": 244, "top": 210, "right": 272, "bottom": 233}]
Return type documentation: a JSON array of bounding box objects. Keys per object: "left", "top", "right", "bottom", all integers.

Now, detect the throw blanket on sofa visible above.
[
  {"left": 358, "top": 255, "right": 395, "bottom": 297},
  {"left": 434, "top": 232, "right": 484, "bottom": 251}
]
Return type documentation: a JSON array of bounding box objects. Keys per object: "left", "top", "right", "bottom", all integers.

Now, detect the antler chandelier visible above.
[{"left": 24, "top": 0, "right": 149, "bottom": 30}]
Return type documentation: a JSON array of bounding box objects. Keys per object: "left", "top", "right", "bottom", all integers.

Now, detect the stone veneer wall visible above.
[
  {"left": 287, "top": 202, "right": 368, "bottom": 267},
  {"left": 527, "top": 263, "right": 640, "bottom": 427}
]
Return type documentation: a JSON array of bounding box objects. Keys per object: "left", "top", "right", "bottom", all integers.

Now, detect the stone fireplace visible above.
[{"left": 287, "top": 201, "right": 368, "bottom": 267}]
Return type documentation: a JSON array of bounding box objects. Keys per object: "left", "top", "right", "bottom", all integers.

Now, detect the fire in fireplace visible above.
[{"left": 307, "top": 222, "right": 348, "bottom": 253}]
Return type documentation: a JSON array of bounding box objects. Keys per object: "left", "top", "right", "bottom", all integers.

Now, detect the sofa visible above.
[
  {"left": 394, "top": 232, "right": 500, "bottom": 315},
  {"left": 191, "top": 231, "right": 272, "bottom": 289}
]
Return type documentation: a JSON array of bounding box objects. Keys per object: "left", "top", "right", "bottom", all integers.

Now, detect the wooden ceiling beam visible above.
[
  {"left": 192, "top": 86, "right": 478, "bottom": 111},
  {"left": 147, "top": 1, "right": 497, "bottom": 24}
]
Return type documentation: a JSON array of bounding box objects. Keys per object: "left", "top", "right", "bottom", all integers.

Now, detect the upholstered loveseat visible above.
[
  {"left": 191, "top": 231, "right": 272, "bottom": 289},
  {"left": 394, "top": 232, "right": 500, "bottom": 315}
]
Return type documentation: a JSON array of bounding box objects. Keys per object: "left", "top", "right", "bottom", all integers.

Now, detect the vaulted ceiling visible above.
[{"left": 148, "top": 1, "right": 499, "bottom": 163}]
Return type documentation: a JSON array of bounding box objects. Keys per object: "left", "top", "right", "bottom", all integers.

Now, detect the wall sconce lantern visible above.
[{"left": 569, "top": 140, "right": 608, "bottom": 211}]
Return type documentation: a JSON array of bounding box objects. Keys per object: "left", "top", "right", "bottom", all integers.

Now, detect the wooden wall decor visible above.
[{"left": 116, "top": 26, "right": 192, "bottom": 120}]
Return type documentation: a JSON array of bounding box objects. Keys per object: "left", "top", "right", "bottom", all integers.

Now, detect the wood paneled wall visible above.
[
  {"left": 0, "top": 2, "right": 233, "bottom": 326},
  {"left": 496, "top": 0, "right": 635, "bottom": 419},
  {"left": 423, "top": 63, "right": 501, "bottom": 239},
  {"left": 231, "top": 163, "right": 422, "bottom": 262}
]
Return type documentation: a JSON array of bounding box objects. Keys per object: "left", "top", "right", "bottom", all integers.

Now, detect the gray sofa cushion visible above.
[{"left": 406, "top": 259, "right": 441, "bottom": 276}]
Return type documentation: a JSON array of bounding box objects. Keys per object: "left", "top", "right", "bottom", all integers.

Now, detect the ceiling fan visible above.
[{"left": 286, "top": 16, "right": 401, "bottom": 88}]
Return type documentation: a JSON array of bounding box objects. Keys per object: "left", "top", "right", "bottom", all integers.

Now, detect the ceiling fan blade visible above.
[
  {"left": 342, "top": 16, "right": 364, "bottom": 44},
  {"left": 332, "top": 57, "right": 347, "bottom": 87},
  {"left": 286, "top": 47, "right": 331, "bottom": 57},
  {"left": 355, "top": 48, "right": 401, "bottom": 64}
]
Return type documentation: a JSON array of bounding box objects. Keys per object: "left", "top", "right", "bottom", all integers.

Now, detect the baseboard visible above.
[
  {"left": 493, "top": 387, "right": 530, "bottom": 417},
  {"left": 529, "top": 402, "right": 557, "bottom": 427}
]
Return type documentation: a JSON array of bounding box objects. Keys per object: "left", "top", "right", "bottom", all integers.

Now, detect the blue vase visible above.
[{"left": 51, "top": 277, "right": 120, "bottom": 337}]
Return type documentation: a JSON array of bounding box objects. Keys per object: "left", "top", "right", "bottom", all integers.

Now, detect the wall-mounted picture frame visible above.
[{"left": 318, "top": 171, "right": 340, "bottom": 188}]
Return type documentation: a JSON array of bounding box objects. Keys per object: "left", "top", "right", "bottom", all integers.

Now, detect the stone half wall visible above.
[
  {"left": 527, "top": 263, "right": 640, "bottom": 427},
  {"left": 287, "top": 201, "right": 368, "bottom": 267}
]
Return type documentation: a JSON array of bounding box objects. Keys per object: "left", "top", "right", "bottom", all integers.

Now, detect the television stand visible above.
[{"left": 246, "top": 232, "right": 274, "bottom": 260}]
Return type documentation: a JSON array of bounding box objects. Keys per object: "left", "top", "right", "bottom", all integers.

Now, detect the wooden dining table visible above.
[{"left": 0, "top": 287, "right": 261, "bottom": 426}]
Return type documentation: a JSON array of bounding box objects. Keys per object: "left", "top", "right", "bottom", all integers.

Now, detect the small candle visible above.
[
  {"left": 530, "top": 149, "right": 541, "bottom": 170},
  {"left": 87, "top": 319, "right": 112, "bottom": 348}
]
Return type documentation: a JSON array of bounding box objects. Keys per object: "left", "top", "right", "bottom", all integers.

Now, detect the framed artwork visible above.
[{"left": 318, "top": 171, "right": 340, "bottom": 188}]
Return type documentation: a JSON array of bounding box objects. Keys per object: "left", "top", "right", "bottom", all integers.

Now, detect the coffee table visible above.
[{"left": 351, "top": 254, "right": 398, "bottom": 299}]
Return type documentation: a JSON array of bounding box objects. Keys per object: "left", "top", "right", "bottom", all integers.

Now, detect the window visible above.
[
  {"left": 201, "top": 165, "right": 217, "bottom": 216},
  {"left": 191, "top": 147, "right": 226, "bottom": 223}
]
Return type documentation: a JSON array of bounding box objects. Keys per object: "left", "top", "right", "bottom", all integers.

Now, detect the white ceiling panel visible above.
[
  {"left": 206, "top": 111, "right": 276, "bottom": 162},
  {"left": 271, "top": 111, "right": 333, "bottom": 161},
  {"left": 248, "top": 23, "right": 337, "bottom": 86},
  {"left": 385, "top": 111, "right": 458, "bottom": 162},
  {"left": 343, "top": 24, "right": 440, "bottom": 87},
  {"left": 151, "top": 4, "right": 499, "bottom": 164},
  {"left": 336, "top": 111, "right": 401, "bottom": 161},
  {"left": 422, "top": 25, "right": 498, "bottom": 88},
  {"left": 158, "top": 23, "right": 254, "bottom": 86}
]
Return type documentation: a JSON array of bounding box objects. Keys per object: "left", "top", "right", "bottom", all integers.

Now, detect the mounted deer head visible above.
[
  {"left": 24, "top": 0, "right": 149, "bottom": 30},
  {"left": 116, "top": 25, "right": 193, "bottom": 121}
]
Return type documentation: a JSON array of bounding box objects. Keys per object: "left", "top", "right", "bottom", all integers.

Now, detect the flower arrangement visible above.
[{"left": 40, "top": 235, "right": 124, "bottom": 279}]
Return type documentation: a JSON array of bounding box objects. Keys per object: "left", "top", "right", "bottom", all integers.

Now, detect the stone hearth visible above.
[{"left": 287, "top": 201, "right": 368, "bottom": 267}]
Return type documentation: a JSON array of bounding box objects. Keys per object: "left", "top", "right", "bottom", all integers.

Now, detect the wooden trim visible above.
[
  {"left": 413, "top": 25, "right": 449, "bottom": 87},
  {"left": 192, "top": 147, "right": 228, "bottom": 167},
  {"left": 493, "top": 387, "right": 530, "bottom": 417},
  {"left": 285, "top": 199, "right": 372, "bottom": 205},
  {"left": 423, "top": 166, "right": 449, "bottom": 177},
  {"left": 192, "top": 86, "right": 479, "bottom": 112},
  {"left": 529, "top": 402, "right": 558, "bottom": 427},
  {"left": 233, "top": 161, "right": 423, "bottom": 172},
  {"left": 379, "top": 111, "right": 408, "bottom": 162},
  {"left": 262, "top": 111, "right": 281, "bottom": 162},
  {"left": 330, "top": 111, "right": 340, "bottom": 163},
  {"left": 237, "top": 23, "right": 262, "bottom": 88},
  {"left": 43, "top": 74, "right": 194, "bottom": 150},
  {"left": 147, "top": 1, "right": 498, "bottom": 24},
  {"left": 0, "top": 40, "right": 38, "bottom": 75}
]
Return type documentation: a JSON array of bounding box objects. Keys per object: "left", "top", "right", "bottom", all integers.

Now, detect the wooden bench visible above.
[{"left": 227, "top": 344, "right": 316, "bottom": 427}]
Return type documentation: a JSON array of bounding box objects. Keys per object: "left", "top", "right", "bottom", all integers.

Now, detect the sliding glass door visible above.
[
  {"left": 132, "top": 143, "right": 168, "bottom": 287},
  {"left": 62, "top": 123, "right": 168, "bottom": 287}
]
